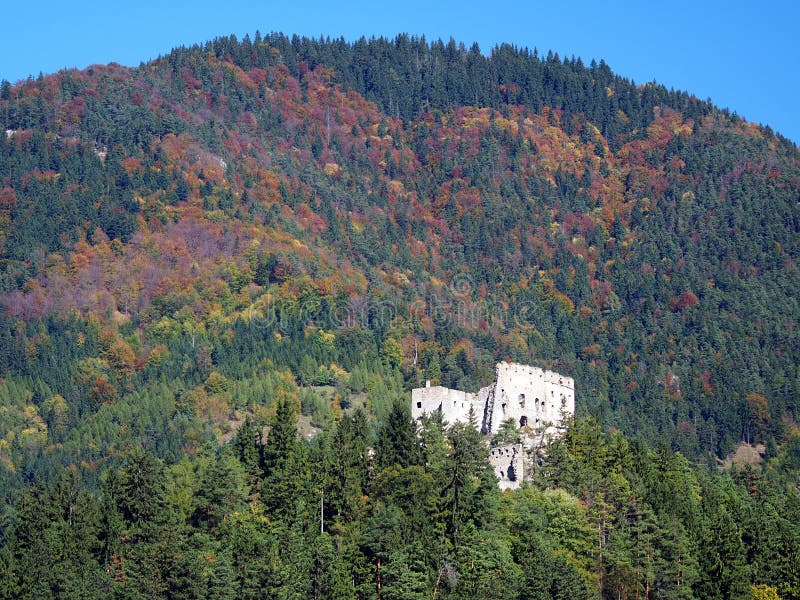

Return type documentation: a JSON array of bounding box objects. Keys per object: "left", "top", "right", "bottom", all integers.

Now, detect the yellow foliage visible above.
[
  {"left": 387, "top": 179, "right": 405, "bottom": 195},
  {"left": 147, "top": 344, "right": 170, "bottom": 368},
  {"left": 323, "top": 162, "right": 341, "bottom": 176},
  {"left": 0, "top": 453, "right": 14, "bottom": 473},
  {"left": 751, "top": 584, "right": 781, "bottom": 600},
  {"left": 318, "top": 330, "right": 336, "bottom": 350},
  {"left": 328, "top": 363, "right": 348, "bottom": 378},
  {"left": 193, "top": 386, "right": 231, "bottom": 423},
  {"left": 152, "top": 316, "right": 181, "bottom": 341},
  {"left": 204, "top": 371, "right": 231, "bottom": 394},
  {"left": 106, "top": 339, "right": 136, "bottom": 373}
]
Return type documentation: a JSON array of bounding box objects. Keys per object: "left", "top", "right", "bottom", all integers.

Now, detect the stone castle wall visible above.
[
  {"left": 485, "top": 362, "right": 574, "bottom": 436},
  {"left": 489, "top": 443, "right": 524, "bottom": 491},
  {"left": 411, "top": 384, "right": 484, "bottom": 425},
  {"left": 411, "top": 362, "right": 574, "bottom": 436},
  {"left": 411, "top": 362, "right": 575, "bottom": 490}
]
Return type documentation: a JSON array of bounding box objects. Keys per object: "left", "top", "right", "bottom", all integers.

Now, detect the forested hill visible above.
[
  {"left": 1, "top": 32, "right": 800, "bottom": 458},
  {"left": 184, "top": 33, "right": 717, "bottom": 144},
  {"left": 1, "top": 31, "right": 800, "bottom": 599}
]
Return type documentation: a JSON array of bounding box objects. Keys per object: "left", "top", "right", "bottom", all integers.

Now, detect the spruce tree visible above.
[{"left": 374, "top": 399, "right": 421, "bottom": 470}]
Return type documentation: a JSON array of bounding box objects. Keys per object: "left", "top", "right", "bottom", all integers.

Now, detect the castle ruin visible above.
[{"left": 411, "top": 362, "right": 575, "bottom": 489}]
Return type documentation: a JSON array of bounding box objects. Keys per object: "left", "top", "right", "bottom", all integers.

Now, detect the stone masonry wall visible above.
[
  {"left": 411, "top": 362, "right": 575, "bottom": 490},
  {"left": 489, "top": 443, "right": 524, "bottom": 491},
  {"left": 411, "top": 383, "right": 484, "bottom": 426},
  {"left": 411, "top": 362, "right": 574, "bottom": 436},
  {"left": 485, "top": 362, "right": 575, "bottom": 436}
]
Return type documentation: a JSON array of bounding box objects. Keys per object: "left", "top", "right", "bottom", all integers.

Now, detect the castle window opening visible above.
[
  {"left": 417, "top": 402, "right": 422, "bottom": 409},
  {"left": 501, "top": 403, "right": 507, "bottom": 412},
  {"left": 519, "top": 416, "right": 528, "bottom": 427}
]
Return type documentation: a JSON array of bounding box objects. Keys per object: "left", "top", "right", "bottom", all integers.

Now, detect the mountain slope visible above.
[{"left": 0, "top": 33, "right": 799, "bottom": 466}]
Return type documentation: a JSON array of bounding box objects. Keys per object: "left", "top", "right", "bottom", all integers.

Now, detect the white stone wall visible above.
[
  {"left": 489, "top": 444, "right": 524, "bottom": 490},
  {"left": 411, "top": 363, "right": 575, "bottom": 489},
  {"left": 486, "top": 362, "right": 574, "bottom": 436},
  {"left": 411, "top": 363, "right": 574, "bottom": 436},
  {"left": 411, "top": 384, "right": 484, "bottom": 426}
]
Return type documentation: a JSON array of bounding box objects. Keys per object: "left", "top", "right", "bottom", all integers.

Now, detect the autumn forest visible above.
[{"left": 0, "top": 32, "right": 799, "bottom": 598}]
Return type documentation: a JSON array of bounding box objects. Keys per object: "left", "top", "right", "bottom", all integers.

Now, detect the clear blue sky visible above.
[{"left": 2, "top": 1, "right": 798, "bottom": 145}]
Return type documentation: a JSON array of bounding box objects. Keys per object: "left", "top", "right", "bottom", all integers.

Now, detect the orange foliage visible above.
[
  {"left": 91, "top": 376, "right": 118, "bottom": 405},
  {"left": 119, "top": 156, "right": 144, "bottom": 176},
  {"left": 670, "top": 291, "right": 699, "bottom": 311}
]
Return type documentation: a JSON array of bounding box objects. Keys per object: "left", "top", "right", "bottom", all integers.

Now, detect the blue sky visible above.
[{"left": 2, "top": 1, "right": 798, "bottom": 145}]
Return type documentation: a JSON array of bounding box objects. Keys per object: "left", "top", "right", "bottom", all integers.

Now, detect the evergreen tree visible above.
[
  {"left": 695, "top": 504, "right": 750, "bottom": 600},
  {"left": 375, "top": 399, "right": 422, "bottom": 470},
  {"left": 310, "top": 532, "right": 356, "bottom": 600},
  {"left": 116, "top": 448, "right": 167, "bottom": 526},
  {"left": 191, "top": 448, "right": 249, "bottom": 530},
  {"left": 442, "top": 408, "right": 498, "bottom": 549},
  {"left": 204, "top": 548, "right": 237, "bottom": 600},
  {"left": 232, "top": 415, "right": 263, "bottom": 486},
  {"left": 261, "top": 397, "right": 311, "bottom": 519}
]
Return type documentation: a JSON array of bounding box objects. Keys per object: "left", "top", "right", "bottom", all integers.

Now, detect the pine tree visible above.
[
  {"left": 442, "top": 408, "right": 497, "bottom": 549},
  {"left": 261, "top": 397, "right": 310, "bottom": 518},
  {"left": 375, "top": 399, "right": 421, "bottom": 470},
  {"left": 205, "top": 549, "right": 237, "bottom": 600},
  {"left": 310, "top": 532, "right": 357, "bottom": 600},
  {"left": 233, "top": 415, "right": 263, "bottom": 484},
  {"left": 696, "top": 504, "right": 750, "bottom": 600},
  {"left": 192, "top": 449, "right": 249, "bottom": 530},
  {"left": 116, "top": 448, "right": 167, "bottom": 526}
]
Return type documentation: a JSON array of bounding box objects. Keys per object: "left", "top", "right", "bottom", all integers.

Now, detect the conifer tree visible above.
[
  {"left": 261, "top": 396, "right": 310, "bottom": 518},
  {"left": 442, "top": 407, "right": 497, "bottom": 549},
  {"left": 375, "top": 399, "right": 421, "bottom": 470}
]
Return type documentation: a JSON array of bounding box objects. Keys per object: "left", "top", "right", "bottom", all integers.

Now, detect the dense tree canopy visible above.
[{"left": 0, "top": 32, "right": 799, "bottom": 597}]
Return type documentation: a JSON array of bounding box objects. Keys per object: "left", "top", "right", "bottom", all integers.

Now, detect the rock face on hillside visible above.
[{"left": 412, "top": 362, "right": 574, "bottom": 488}]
